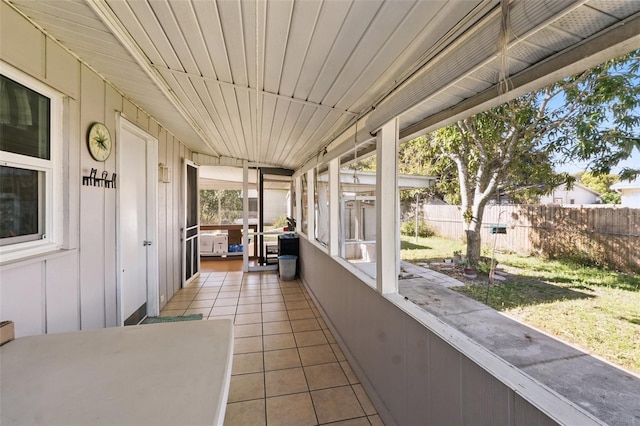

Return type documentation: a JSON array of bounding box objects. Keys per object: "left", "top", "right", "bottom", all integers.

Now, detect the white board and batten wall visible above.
[{"left": 0, "top": 3, "right": 187, "bottom": 338}]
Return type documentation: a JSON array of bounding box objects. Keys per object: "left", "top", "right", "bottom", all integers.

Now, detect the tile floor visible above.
[{"left": 160, "top": 269, "right": 384, "bottom": 426}]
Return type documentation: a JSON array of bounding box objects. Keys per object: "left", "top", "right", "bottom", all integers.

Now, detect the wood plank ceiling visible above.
[{"left": 7, "top": 0, "right": 640, "bottom": 170}]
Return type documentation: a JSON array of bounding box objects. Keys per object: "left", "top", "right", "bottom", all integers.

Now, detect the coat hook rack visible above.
[{"left": 82, "top": 168, "right": 117, "bottom": 188}]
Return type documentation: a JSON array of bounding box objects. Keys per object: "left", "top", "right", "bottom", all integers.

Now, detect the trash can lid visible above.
[{"left": 278, "top": 255, "right": 297, "bottom": 260}]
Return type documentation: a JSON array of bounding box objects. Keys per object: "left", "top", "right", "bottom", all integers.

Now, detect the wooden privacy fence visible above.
[{"left": 422, "top": 204, "right": 640, "bottom": 273}]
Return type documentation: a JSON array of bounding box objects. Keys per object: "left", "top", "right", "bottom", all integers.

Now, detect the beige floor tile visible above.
[
  {"left": 264, "top": 348, "right": 301, "bottom": 371},
  {"left": 202, "top": 280, "right": 224, "bottom": 287},
  {"left": 261, "top": 283, "right": 281, "bottom": 289},
  {"left": 368, "top": 414, "right": 384, "bottom": 426},
  {"left": 224, "top": 398, "right": 266, "bottom": 426},
  {"left": 262, "top": 321, "right": 292, "bottom": 335},
  {"left": 324, "top": 329, "right": 337, "bottom": 344},
  {"left": 221, "top": 284, "right": 242, "bottom": 291},
  {"left": 312, "top": 308, "right": 322, "bottom": 318},
  {"left": 215, "top": 298, "right": 239, "bottom": 307},
  {"left": 352, "top": 384, "right": 376, "bottom": 415},
  {"left": 324, "top": 417, "right": 371, "bottom": 426},
  {"left": 265, "top": 367, "right": 309, "bottom": 397},
  {"left": 266, "top": 393, "right": 317, "bottom": 426},
  {"left": 232, "top": 352, "right": 264, "bottom": 375},
  {"left": 304, "top": 362, "right": 349, "bottom": 390},
  {"left": 207, "top": 315, "right": 235, "bottom": 322},
  {"left": 279, "top": 282, "right": 300, "bottom": 289},
  {"left": 198, "top": 286, "right": 221, "bottom": 293},
  {"left": 177, "top": 287, "right": 200, "bottom": 294},
  {"left": 236, "top": 304, "right": 262, "bottom": 314},
  {"left": 184, "top": 308, "right": 211, "bottom": 316},
  {"left": 281, "top": 287, "right": 303, "bottom": 295},
  {"left": 294, "top": 330, "right": 328, "bottom": 347},
  {"left": 261, "top": 288, "right": 282, "bottom": 296},
  {"left": 340, "top": 361, "right": 359, "bottom": 385},
  {"left": 193, "top": 292, "right": 217, "bottom": 301},
  {"left": 238, "top": 296, "right": 261, "bottom": 305},
  {"left": 163, "top": 301, "right": 191, "bottom": 310},
  {"left": 290, "top": 318, "right": 321, "bottom": 332},
  {"left": 311, "top": 386, "right": 365, "bottom": 424},
  {"left": 287, "top": 308, "right": 315, "bottom": 320},
  {"left": 285, "top": 300, "right": 310, "bottom": 310},
  {"left": 282, "top": 293, "right": 306, "bottom": 302},
  {"left": 210, "top": 306, "right": 237, "bottom": 316},
  {"left": 234, "top": 336, "right": 263, "bottom": 354},
  {"left": 188, "top": 299, "right": 215, "bottom": 308},
  {"left": 233, "top": 323, "right": 262, "bottom": 338},
  {"left": 218, "top": 290, "right": 240, "bottom": 299},
  {"left": 263, "top": 333, "right": 296, "bottom": 351},
  {"left": 262, "top": 295, "right": 284, "bottom": 304},
  {"left": 227, "top": 372, "right": 265, "bottom": 403},
  {"left": 298, "top": 344, "right": 337, "bottom": 366},
  {"left": 168, "top": 293, "right": 195, "bottom": 302},
  {"left": 234, "top": 313, "right": 262, "bottom": 325},
  {"left": 159, "top": 309, "right": 185, "bottom": 317},
  {"left": 262, "top": 302, "right": 286, "bottom": 312},
  {"left": 317, "top": 317, "right": 329, "bottom": 329},
  {"left": 262, "top": 311, "right": 289, "bottom": 323},
  {"left": 331, "top": 343, "right": 346, "bottom": 361},
  {"left": 239, "top": 289, "right": 261, "bottom": 297}
]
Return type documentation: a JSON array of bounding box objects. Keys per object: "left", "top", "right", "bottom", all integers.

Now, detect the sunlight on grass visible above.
[
  {"left": 400, "top": 235, "right": 465, "bottom": 262},
  {"left": 400, "top": 235, "right": 640, "bottom": 374}
]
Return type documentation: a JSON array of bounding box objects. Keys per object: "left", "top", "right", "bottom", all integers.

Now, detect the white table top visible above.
[{"left": 0, "top": 319, "right": 234, "bottom": 426}]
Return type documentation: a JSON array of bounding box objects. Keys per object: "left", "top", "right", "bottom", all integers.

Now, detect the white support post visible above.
[
  {"left": 295, "top": 175, "right": 302, "bottom": 232},
  {"left": 307, "top": 169, "right": 315, "bottom": 241},
  {"left": 242, "top": 160, "right": 249, "bottom": 272},
  {"left": 376, "top": 119, "right": 399, "bottom": 294},
  {"left": 329, "top": 158, "right": 340, "bottom": 256}
]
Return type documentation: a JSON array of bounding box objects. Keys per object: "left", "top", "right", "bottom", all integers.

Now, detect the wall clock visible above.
[{"left": 87, "top": 122, "right": 112, "bottom": 162}]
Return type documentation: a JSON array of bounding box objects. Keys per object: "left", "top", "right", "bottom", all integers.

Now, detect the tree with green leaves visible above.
[
  {"left": 578, "top": 172, "right": 621, "bottom": 204},
  {"left": 415, "top": 49, "right": 639, "bottom": 265},
  {"left": 200, "top": 189, "right": 243, "bottom": 224}
]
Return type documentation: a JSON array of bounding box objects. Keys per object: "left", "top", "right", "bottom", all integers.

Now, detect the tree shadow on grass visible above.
[
  {"left": 455, "top": 275, "right": 595, "bottom": 311},
  {"left": 401, "top": 240, "right": 433, "bottom": 250},
  {"left": 619, "top": 315, "right": 640, "bottom": 326}
]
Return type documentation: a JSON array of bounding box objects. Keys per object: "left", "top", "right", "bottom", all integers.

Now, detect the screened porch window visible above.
[{"left": 0, "top": 68, "right": 61, "bottom": 258}]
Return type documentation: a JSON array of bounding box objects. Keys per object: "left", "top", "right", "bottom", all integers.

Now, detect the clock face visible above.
[{"left": 88, "top": 123, "right": 112, "bottom": 162}]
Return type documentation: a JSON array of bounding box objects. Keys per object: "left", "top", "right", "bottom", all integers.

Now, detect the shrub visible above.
[
  {"left": 400, "top": 220, "right": 435, "bottom": 237},
  {"left": 272, "top": 215, "right": 288, "bottom": 228}
]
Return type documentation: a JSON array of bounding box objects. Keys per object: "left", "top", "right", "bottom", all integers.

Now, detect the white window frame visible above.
[{"left": 0, "top": 61, "right": 63, "bottom": 262}]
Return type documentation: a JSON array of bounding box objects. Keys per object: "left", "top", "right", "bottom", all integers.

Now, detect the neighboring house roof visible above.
[
  {"left": 611, "top": 179, "right": 640, "bottom": 191},
  {"left": 569, "top": 182, "right": 602, "bottom": 197}
]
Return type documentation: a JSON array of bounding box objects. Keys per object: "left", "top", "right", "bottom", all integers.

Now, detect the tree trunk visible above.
[
  {"left": 465, "top": 229, "right": 482, "bottom": 266},
  {"left": 464, "top": 201, "right": 486, "bottom": 266}
]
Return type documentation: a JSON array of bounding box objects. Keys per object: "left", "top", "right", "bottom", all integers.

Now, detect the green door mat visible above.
[{"left": 141, "top": 314, "right": 203, "bottom": 324}]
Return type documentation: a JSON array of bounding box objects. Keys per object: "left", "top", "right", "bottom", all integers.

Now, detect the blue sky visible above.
[{"left": 556, "top": 147, "right": 640, "bottom": 176}]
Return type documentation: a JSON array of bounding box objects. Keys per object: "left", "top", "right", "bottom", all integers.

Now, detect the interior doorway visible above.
[{"left": 117, "top": 116, "right": 158, "bottom": 325}]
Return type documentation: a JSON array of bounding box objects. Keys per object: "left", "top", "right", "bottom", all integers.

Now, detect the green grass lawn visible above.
[{"left": 400, "top": 235, "right": 640, "bottom": 375}]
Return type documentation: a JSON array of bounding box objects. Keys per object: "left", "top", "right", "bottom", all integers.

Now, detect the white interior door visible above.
[
  {"left": 118, "top": 117, "right": 158, "bottom": 325},
  {"left": 183, "top": 160, "right": 199, "bottom": 286}
]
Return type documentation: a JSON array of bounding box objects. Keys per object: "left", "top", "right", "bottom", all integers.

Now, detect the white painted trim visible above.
[
  {"left": 375, "top": 119, "right": 399, "bottom": 294},
  {"left": 242, "top": 160, "right": 249, "bottom": 273},
  {"left": 295, "top": 176, "right": 302, "bottom": 235},
  {"left": 329, "top": 159, "right": 340, "bottom": 256},
  {"left": 116, "top": 115, "right": 159, "bottom": 323},
  {"left": 306, "top": 170, "right": 315, "bottom": 243},
  {"left": 0, "top": 61, "right": 64, "bottom": 262}
]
